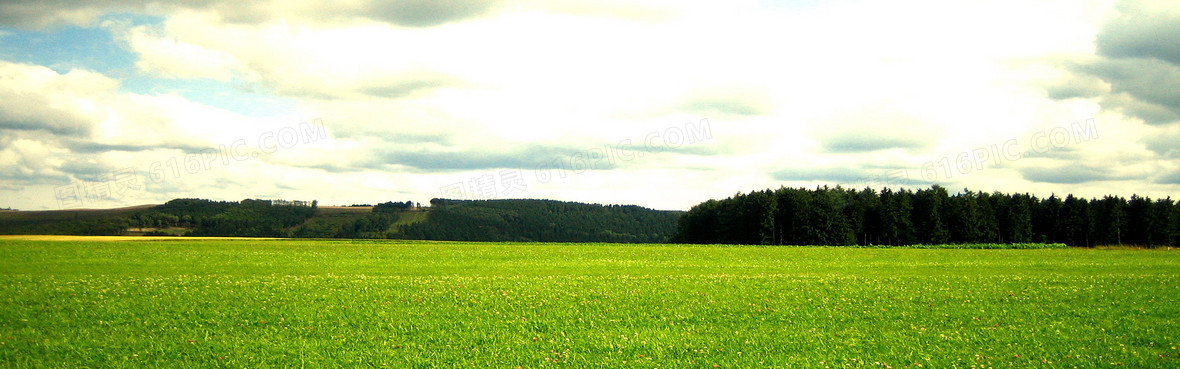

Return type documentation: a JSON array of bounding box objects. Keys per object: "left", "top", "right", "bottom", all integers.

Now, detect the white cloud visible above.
[
  {"left": 125, "top": 24, "right": 242, "bottom": 81},
  {"left": 0, "top": 62, "right": 117, "bottom": 136},
  {"left": 3, "top": 0, "right": 1180, "bottom": 210}
]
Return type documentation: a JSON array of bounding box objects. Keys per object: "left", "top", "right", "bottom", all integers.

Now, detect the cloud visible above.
[
  {"left": 1142, "top": 126, "right": 1180, "bottom": 158},
  {"left": 366, "top": 0, "right": 501, "bottom": 28},
  {"left": 0, "top": 138, "right": 70, "bottom": 185},
  {"left": 1100, "top": 91, "right": 1180, "bottom": 125},
  {"left": 1063, "top": 0, "right": 1180, "bottom": 125},
  {"left": 1095, "top": 0, "right": 1180, "bottom": 65},
  {"left": 0, "top": 0, "right": 143, "bottom": 29},
  {"left": 368, "top": 144, "right": 619, "bottom": 172},
  {"left": 820, "top": 135, "right": 926, "bottom": 153},
  {"left": 0, "top": 0, "right": 676, "bottom": 31},
  {"left": 61, "top": 139, "right": 208, "bottom": 154},
  {"left": 1018, "top": 165, "right": 1112, "bottom": 184},
  {"left": 1078, "top": 58, "right": 1180, "bottom": 124},
  {"left": 1042, "top": 72, "right": 1110, "bottom": 100},
  {"left": 1020, "top": 146, "right": 1083, "bottom": 160},
  {"left": 58, "top": 157, "right": 117, "bottom": 182},
  {"left": 1156, "top": 169, "right": 1180, "bottom": 185},
  {"left": 676, "top": 86, "right": 773, "bottom": 118},
  {"left": 338, "top": 131, "right": 452, "bottom": 145},
  {"left": 198, "top": 1, "right": 504, "bottom": 28},
  {"left": 771, "top": 167, "right": 867, "bottom": 184},
  {"left": 126, "top": 24, "right": 242, "bottom": 81},
  {"left": 0, "top": 58, "right": 313, "bottom": 202},
  {"left": 808, "top": 103, "right": 941, "bottom": 154},
  {"left": 6, "top": 0, "right": 1180, "bottom": 212},
  {"left": 350, "top": 70, "right": 465, "bottom": 99},
  {"left": 0, "top": 62, "right": 115, "bottom": 136},
  {"left": 0, "top": 0, "right": 504, "bottom": 30}
]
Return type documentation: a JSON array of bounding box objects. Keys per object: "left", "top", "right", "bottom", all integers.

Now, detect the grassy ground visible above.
[
  {"left": 0, "top": 239, "right": 1178, "bottom": 368},
  {"left": 383, "top": 211, "right": 428, "bottom": 237}
]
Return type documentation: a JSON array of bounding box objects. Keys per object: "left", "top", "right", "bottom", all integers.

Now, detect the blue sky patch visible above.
[{"left": 0, "top": 14, "right": 294, "bottom": 118}]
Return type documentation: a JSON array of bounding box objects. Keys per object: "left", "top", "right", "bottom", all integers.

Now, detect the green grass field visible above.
[{"left": 1, "top": 239, "right": 1178, "bottom": 368}]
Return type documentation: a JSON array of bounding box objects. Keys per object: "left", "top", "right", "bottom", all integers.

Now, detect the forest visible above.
[
  {"left": 673, "top": 185, "right": 1180, "bottom": 247},
  {"left": 393, "top": 199, "right": 680, "bottom": 243},
  {"left": 0, "top": 198, "right": 680, "bottom": 242}
]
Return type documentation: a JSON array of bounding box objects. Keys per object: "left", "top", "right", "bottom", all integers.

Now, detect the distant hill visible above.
[
  {"left": 393, "top": 199, "right": 681, "bottom": 243},
  {"left": 0, "top": 205, "right": 156, "bottom": 235},
  {"left": 0, "top": 198, "right": 681, "bottom": 243}
]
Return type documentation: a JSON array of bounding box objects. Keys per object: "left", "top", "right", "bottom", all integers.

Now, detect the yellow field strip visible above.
[{"left": 0, "top": 235, "right": 281, "bottom": 241}]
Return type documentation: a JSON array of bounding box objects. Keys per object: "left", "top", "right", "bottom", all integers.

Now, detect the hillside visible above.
[
  {"left": 0, "top": 205, "right": 155, "bottom": 235},
  {"left": 0, "top": 198, "right": 680, "bottom": 243},
  {"left": 394, "top": 199, "right": 681, "bottom": 243}
]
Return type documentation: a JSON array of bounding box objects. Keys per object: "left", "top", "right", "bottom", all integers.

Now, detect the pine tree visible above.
[
  {"left": 1061, "top": 195, "right": 1091, "bottom": 247},
  {"left": 945, "top": 189, "right": 982, "bottom": 243}
]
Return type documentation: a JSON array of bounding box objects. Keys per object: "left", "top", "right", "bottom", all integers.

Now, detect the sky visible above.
[{"left": 0, "top": 0, "right": 1178, "bottom": 211}]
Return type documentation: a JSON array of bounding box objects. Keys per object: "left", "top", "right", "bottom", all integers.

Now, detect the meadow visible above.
[{"left": 0, "top": 238, "right": 1178, "bottom": 368}]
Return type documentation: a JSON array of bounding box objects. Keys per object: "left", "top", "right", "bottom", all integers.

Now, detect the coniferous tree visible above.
[
  {"left": 912, "top": 185, "right": 950, "bottom": 244},
  {"left": 878, "top": 188, "right": 914, "bottom": 245},
  {"left": 668, "top": 186, "right": 1176, "bottom": 247},
  {"left": 1126, "top": 195, "right": 1153, "bottom": 246},
  {"left": 1174, "top": 200, "right": 1180, "bottom": 247},
  {"left": 1153, "top": 198, "right": 1177, "bottom": 247},
  {"left": 975, "top": 191, "right": 1000, "bottom": 243},
  {"left": 945, "top": 189, "right": 982, "bottom": 243},
  {"left": 1007, "top": 194, "right": 1035, "bottom": 243},
  {"left": 855, "top": 188, "right": 883, "bottom": 245},
  {"left": 1034, "top": 195, "right": 1064, "bottom": 243},
  {"left": 1092, "top": 196, "right": 1127, "bottom": 245},
  {"left": 1061, "top": 195, "right": 1091, "bottom": 247}
]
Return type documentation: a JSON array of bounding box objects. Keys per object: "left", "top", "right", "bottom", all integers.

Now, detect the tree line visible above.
[
  {"left": 144, "top": 198, "right": 317, "bottom": 237},
  {"left": 673, "top": 185, "right": 1180, "bottom": 247},
  {"left": 393, "top": 199, "right": 680, "bottom": 243}
]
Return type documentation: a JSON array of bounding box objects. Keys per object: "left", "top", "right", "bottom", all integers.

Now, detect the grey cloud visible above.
[
  {"left": 0, "top": 0, "right": 143, "bottom": 29},
  {"left": 652, "top": 143, "right": 729, "bottom": 157},
  {"left": 1043, "top": 74, "right": 1109, "bottom": 100},
  {"left": 1019, "top": 165, "right": 1112, "bottom": 184},
  {"left": 367, "top": 144, "right": 619, "bottom": 172},
  {"left": 1156, "top": 170, "right": 1180, "bottom": 185},
  {"left": 1100, "top": 92, "right": 1180, "bottom": 125},
  {"left": 273, "top": 71, "right": 463, "bottom": 100},
  {"left": 331, "top": 130, "right": 452, "bottom": 145},
  {"left": 1077, "top": 59, "right": 1180, "bottom": 124},
  {"left": 0, "top": 100, "right": 96, "bottom": 137},
  {"left": 772, "top": 167, "right": 866, "bottom": 184},
  {"left": 1, "top": 170, "right": 68, "bottom": 185},
  {"left": 359, "top": 73, "right": 463, "bottom": 99},
  {"left": 1143, "top": 128, "right": 1180, "bottom": 158},
  {"left": 771, "top": 167, "right": 925, "bottom": 187},
  {"left": 820, "top": 135, "right": 925, "bottom": 153},
  {"left": 1064, "top": 1, "right": 1180, "bottom": 125},
  {"left": 1096, "top": 8, "right": 1180, "bottom": 65},
  {"left": 62, "top": 139, "right": 212, "bottom": 154},
  {"left": 59, "top": 158, "right": 115, "bottom": 182},
  {"left": 366, "top": 0, "right": 500, "bottom": 28},
  {"left": 141, "top": 175, "right": 187, "bottom": 195},
  {"left": 63, "top": 141, "right": 156, "bottom": 153},
  {"left": 679, "top": 96, "right": 768, "bottom": 117},
  {"left": 0, "top": 161, "right": 68, "bottom": 185},
  {"left": 1021, "top": 146, "right": 1082, "bottom": 160},
  {"left": 678, "top": 88, "right": 772, "bottom": 118},
  {"left": 0, "top": 0, "right": 501, "bottom": 30}
]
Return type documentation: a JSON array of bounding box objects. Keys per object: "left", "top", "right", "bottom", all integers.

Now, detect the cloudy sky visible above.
[{"left": 0, "top": 0, "right": 1178, "bottom": 211}]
